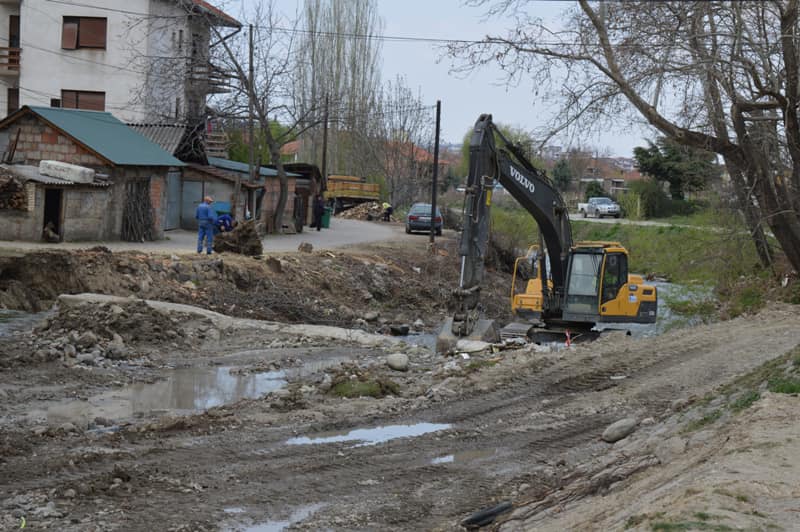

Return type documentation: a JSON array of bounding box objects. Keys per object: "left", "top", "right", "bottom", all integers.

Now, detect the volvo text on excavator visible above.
[{"left": 438, "top": 114, "right": 657, "bottom": 351}]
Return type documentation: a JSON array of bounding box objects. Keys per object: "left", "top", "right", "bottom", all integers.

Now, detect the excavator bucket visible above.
[{"left": 436, "top": 317, "right": 499, "bottom": 355}]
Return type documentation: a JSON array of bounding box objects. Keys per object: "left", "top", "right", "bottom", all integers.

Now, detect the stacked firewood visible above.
[{"left": 0, "top": 174, "right": 27, "bottom": 210}]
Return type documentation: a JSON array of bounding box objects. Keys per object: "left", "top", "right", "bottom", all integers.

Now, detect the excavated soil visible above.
[{"left": 0, "top": 232, "right": 799, "bottom": 531}]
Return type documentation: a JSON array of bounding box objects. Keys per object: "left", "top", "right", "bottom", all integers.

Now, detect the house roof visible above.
[
  {"left": 127, "top": 123, "right": 187, "bottom": 156},
  {"left": 207, "top": 156, "right": 300, "bottom": 178},
  {"left": 186, "top": 163, "right": 262, "bottom": 189},
  {"left": 0, "top": 106, "right": 185, "bottom": 167},
  {"left": 187, "top": 0, "right": 241, "bottom": 28}
]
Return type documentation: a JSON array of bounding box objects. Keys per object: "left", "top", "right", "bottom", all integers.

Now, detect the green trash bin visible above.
[{"left": 321, "top": 206, "right": 332, "bottom": 229}]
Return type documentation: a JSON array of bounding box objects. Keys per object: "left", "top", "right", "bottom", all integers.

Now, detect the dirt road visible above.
[
  {"left": 1, "top": 232, "right": 799, "bottom": 531},
  {"left": 0, "top": 218, "right": 419, "bottom": 255}
]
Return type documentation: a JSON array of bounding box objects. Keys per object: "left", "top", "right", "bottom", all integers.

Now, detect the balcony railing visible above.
[
  {"left": 0, "top": 47, "right": 21, "bottom": 75},
  {"left": 189, "top": 61, "right": 233, "bottom": 94}
]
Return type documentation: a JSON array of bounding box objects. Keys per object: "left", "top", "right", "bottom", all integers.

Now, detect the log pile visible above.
[
  {"left": 213, "top": 220, "right": 263, "bottom": 256},
  {"left": 0, "top": 174, "right": 27, "bottom": 210},
  {"left": 336, "top": 201, "right": 397, "bottom": 221}
]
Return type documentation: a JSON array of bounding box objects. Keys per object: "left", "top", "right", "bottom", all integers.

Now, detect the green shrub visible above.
[
  {"left": 629, "top": 179, "right": 670, "bottom": 218},
  {"left": 584, "top": 181, "right": 605, "bottom": 200}
]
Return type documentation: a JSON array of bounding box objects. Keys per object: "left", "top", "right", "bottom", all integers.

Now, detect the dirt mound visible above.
[{"left": 213, "top": 220, "right": 263, "bottom": 256}]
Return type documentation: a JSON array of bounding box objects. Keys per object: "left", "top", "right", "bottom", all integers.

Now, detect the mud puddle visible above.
[
  {"left": 0, "top": 309, "right": 47, "bottom": 336},
  {"left": 287, "top": 422, "right": 451, "bottom": 447},
  {"left": 231, "top": 503, "right": 327, "bottom": 532},
  {"left": 27, "top": 366, "right": 287, "bottom": 426}
]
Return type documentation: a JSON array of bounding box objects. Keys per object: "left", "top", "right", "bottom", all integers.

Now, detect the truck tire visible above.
[
  {"left": 405, "top": 225, "right": 411, "bottom": 234},
  {"left": 614, "top": 213, "right": 620, "bottom": 218},
  {"left": 581, "top": 209, "right": 587, "bottom": 218}
]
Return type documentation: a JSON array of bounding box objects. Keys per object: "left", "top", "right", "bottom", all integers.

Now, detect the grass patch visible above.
[
  {"left": 683, "top": 409, "right": 722, "bottom": 433},
  {"left": 667, "top": 298, "right": 717, "bottom": 320},
  {"left": 768, "top": 377, "right": 800, "bottom": 394},
  {"left": 331, "top": 378, "right": 400, "bottom": 398},
  {"left": 464, "top": 359, "right": 499, "bottom": 373},
  {"left": 730, "top": 391, "right": 760, "bottom": 412}
]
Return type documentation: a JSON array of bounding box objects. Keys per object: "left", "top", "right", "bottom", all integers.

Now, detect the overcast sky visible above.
[{"left": 234, "top": 0, "right": 655, "bottom": 156}]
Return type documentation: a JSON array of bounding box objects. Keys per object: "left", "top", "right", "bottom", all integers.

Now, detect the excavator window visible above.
[
  {"left": 601, "top": 253, "right": 628, "bottom": 303},
  {"left": 565, "top": 252, "right": 603, "bottom": 313}
]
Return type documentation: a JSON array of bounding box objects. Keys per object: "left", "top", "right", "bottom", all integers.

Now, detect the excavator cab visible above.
[{"left": 562, "top": 242, "right": 657, "bottom": 325}]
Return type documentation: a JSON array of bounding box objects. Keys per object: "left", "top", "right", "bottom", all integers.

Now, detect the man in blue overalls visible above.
[{"left": 195, "top": 196, "right": 217, "bottom": 254}]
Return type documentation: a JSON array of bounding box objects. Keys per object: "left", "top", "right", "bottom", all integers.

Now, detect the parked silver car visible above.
[{"left": 405, "top": 203, "right": 443, "bottom": 235}]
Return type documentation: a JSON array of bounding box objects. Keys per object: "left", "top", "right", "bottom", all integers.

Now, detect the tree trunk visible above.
[
  {"left": 269, "top": 144, "right": 288, "bottom": 234},
  {"left": 724, "top": 161, "right": 774, "bottom": 269}
]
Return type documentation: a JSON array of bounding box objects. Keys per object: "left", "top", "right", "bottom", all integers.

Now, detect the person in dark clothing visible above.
[
  {"left": 216, "top": 213, "right": 234, "bottom": 233},
  {"left": 382, "top": 202, "right": 393, "bottom": 222},
  {"left": 311, "top": 194, "right": 325, "bottom": 231},
  {"left": 195, "top": 196, "right": 217, "bottom": 254}
]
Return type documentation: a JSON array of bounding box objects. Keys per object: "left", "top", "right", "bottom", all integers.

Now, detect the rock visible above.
[
  {"left": 455, "top": 339, "right": 491, "bottom": 354},
  {"left": 640, "top": 417, "right": 656, "bottom": 426},
  {"left": 32, "top": 426, "right": 47, "bottom": 436},
  {"left": 34, "top": 501, "right": 64, "bottom": 518},
  {"left": 386, "top": 353, "right": 410, "bottom": 371},
  {"left": 655, "top": 436, "right": 687, "bottom": 463},
  {"left": 298, "top": 242, "right": 313, "bottom": 253},
  {"left": 318, "top": 374, "right": 333, "bottom": 392},
  {"left": 182, "top": 280, "right": 196, "bottom": 290},
  {"left": 33, "top": 318, "right": 51, "bottom": 333},
  {"left": 111, "top": 333, "right": 125, "bottom": 347},
  {"left": 63, "top": 344, "right": 77, "bottom": 358},
  {"left": 94, "top": 416, "right": 113, "bottom": 427},
  {"left": 601, "top": 418, "right": 638, "bottom": 443},
  {"left": 671, "top": 398, "right": 690, "bottom": 412},
  {"left": 363, "top": 311, "right": 380, "bottom": 322},
  {"left": 109, "top": 304, "right": 125, "bottom": 315},
  {"left": 76, "top": 353, "right": 96, "bottom": 365},
  {"left": 389, "top": 324, "right": 410, "bottom": 336},
  {"left": 58, "top": 422, "right": 78, "bottom": 433},
  {"left": 76, "top": 331, "right": 98, "bottom": 348},
  {"left": 63, "top": 488, "right": 76, "bottom": 499},
  {"left": 170, "top": 254, "right": 180, "bottom": 261},
  {"left": 412, "top": 319, "right": 425, "bottom": 330}
]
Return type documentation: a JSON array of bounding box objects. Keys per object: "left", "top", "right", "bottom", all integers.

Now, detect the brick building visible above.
[{"left": 0, "top": 105, "right": 183, "bottom": 241}]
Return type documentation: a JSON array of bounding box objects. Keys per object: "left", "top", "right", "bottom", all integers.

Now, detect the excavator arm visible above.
[{"left": 452, "top": 114, "right": 572, "bottom": 336}]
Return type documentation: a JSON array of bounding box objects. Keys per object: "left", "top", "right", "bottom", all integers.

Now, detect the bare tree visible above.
[
  {"left": 294, "top": 0, "right": 384, "bottom": 177},
  {"left": 212, "top": 1, "right": 320, "bottom": 233},
  {"left": 448, "top": 1, "right": 800, "bottom": 270}
]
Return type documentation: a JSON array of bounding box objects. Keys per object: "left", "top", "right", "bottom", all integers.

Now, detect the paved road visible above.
[{"left": 0, "top": 218, "right": 414, "bottom": 255}]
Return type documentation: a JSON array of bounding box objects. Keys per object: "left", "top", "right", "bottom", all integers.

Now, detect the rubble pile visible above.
[
  {"left": 0, "top": 174, "right": 27, "bottom": 210},
  {"left": 336, "top": 202, "right": 396, "bottom": 221},
  {"left": 15, "top": 301, "right": 200, "bottom": 365},
  {"left": 213, "top": 220, "right": 263, "bottom": 256}
]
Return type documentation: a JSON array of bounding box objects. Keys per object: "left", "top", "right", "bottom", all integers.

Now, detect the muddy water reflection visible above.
[
  {"left": 240, "top": 503, "right": 327, "bottom": 532},
  {"left": 287, "top": 423, "right": 451, "bottom": 447},
  {"left": 33, "top": 367, "right": 286, "bottom": 425}
]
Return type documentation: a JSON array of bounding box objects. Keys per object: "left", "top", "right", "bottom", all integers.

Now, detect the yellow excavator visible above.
[{"left": 438, "top": 114, "right": 657, "bottom": 349}]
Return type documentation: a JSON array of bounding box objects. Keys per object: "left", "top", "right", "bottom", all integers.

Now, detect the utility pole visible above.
[
  {"left": 321, "top": 93, "right": 329, "bottom": 202},
  {"left": 234, "top": 24, "right": 254, "bottom": 218},
  {"left": 429, "top": 100, "right": 441, "bottom": 247}
]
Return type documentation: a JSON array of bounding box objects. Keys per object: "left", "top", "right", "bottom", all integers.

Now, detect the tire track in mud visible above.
[{"left": 4, "top": 307, "right": 800, "bottom": 531}]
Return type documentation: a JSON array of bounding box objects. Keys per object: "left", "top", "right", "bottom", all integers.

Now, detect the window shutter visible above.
[
  {"left": 62, "top": 19, "right": 78, "bottom": 49},
  {"left": 61, "top": 90, "right": 77, "bottom": 109},
  {"left": 78, "top": 18, "right": 107, "bottom": 49},
  {"left": 79, "top": 92, "right": 105, "bottom": 111}
]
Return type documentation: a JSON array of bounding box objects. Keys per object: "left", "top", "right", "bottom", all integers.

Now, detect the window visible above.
[
  {"left": 50, "top": 98, "right": 61, "bottom": 108},
  {"left": 61, "top": 90, "right": 105, "bottom": 111},
  {"left": 61, "top": 17, "right": 107, "bottom": 50},
  {"left": 7, "top": 88, "right": 18, "bottom": 115},
  {"left": 601, "top": 253, "right": 628, "bottom": 303}
]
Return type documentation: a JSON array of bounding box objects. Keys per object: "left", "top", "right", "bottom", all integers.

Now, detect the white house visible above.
[{"left": 0, "top": 0, "right": 239, "bottom": 123}]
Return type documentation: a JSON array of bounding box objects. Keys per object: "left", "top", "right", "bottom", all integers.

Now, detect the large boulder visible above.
[
  {"left": 601, "top": 418, "right": 638, "bottom": 443},
  {"left": 386, "top": 353, "right": 410, "bottom": 371}
]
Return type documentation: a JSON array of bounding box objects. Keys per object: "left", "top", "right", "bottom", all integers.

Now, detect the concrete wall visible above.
[
  {"left": 0, "top": 184, "right": 113, "bottom": 241},
  {"left": 181, "top": 166, "right": 250, "bottom": 229}
]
